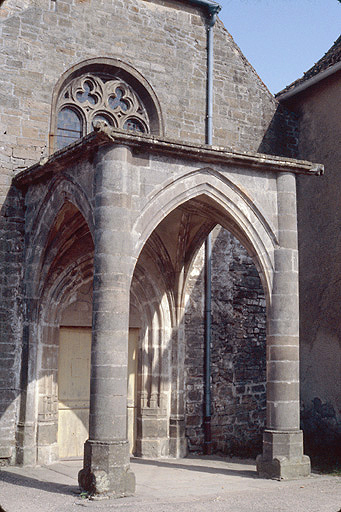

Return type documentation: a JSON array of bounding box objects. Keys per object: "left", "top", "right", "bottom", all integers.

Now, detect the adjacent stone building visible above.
[
  {"left": 0, "top": 0, "right": 337, "bottom": 498},
  {"left": 277, "top": 36, "right": 341, "bottom": 459}
]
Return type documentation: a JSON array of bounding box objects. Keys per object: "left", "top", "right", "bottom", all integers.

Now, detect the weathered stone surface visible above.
[
  {"left": 256, "top": 430, "right": 310, "bottom": 480},
  {"left": 184, "top": 227, "right": 266, "bottom": 457},
  {"left": 1, "top": 124, "right": 315, "bottom": 485},
  {"left": 279, "top": 71, "right": 341, "bottom": 459},
  {"left": 78, "top": 440, "right": 135, "bottom": 497},
  {"left": 0, "top": 0, "right": 298, "bottom": 212},
  {"left": 0, "top": 0, "right": 325, "bottom": 487},
  {"left": 256, "top": 454, "right": 311, "bottom": 480}
]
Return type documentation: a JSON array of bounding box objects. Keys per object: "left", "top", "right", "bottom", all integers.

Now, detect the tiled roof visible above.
[{"left": 276, "top": 35, "right": 341, "bottom": 96}]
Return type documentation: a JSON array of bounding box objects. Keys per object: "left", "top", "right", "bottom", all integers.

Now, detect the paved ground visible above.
[{"left": 0, "top": 456, "right": 340, "bottom": 512}]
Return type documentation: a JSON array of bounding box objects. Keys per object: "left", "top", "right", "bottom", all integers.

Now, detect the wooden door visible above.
[
  {"left": 57, "top": 326, "right": 138, "bottom": 458},
  {"left": 57, "top": 327, "right": 91, "bottom": 458}
]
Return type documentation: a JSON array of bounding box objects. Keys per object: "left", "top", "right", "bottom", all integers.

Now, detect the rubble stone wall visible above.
[{"left": 185, "top": 226, "right": 266, "bottom": 457}]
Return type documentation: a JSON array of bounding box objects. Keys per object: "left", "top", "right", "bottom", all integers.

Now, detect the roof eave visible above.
[{"left": 276, "top": 61, "right": 341, "bottom": 102}]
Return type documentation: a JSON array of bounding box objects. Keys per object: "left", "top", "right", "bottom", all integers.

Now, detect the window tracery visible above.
[{"left": 55, "top": 74, "right": 150, "bottom": 150}]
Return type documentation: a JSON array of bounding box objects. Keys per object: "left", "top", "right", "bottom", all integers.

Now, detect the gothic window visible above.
[
  {"left": 56, "top": 107, "right": 83, "bottom": 151},
  {"left": 55, "top": 74, "right": 150, "bottom": 151}
]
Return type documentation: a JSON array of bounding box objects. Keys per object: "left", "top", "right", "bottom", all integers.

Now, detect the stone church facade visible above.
[{"left": 0, "top": 0, "right": 337, "bottom": 498}]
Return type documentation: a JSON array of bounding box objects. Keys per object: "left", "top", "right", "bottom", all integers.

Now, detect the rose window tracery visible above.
[{"left": 56, "top": 74, "right": 150, "bottom": 150}]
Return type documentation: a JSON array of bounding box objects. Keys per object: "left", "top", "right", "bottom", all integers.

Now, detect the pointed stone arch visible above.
[
  {"left": 24, "top": 176, "right": 94, "bottom": 302},
  {"left": 133, "top": 167, "right": 277, "bottom": 305},
  {"left": 17, "top": 192, "right": 95, "bottom": 464},
  {"left": 130, "top": 167, "right": 276, "bottom": 457}
]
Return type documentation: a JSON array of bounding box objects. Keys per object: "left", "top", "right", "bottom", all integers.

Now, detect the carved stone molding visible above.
[{"left": 56, "top": 73, "right": 150, "bottom": 150}]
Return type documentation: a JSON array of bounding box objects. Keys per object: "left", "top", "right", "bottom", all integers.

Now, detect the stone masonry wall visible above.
[
  {"left": 0, "top": 0, "right": 286, "bottom": 210},
  {"left": 185, "top": 226, "right": 266, "bottom": 457},
  {"left": 0, "top": 0, "right": 291, "bottom": 461},
  {"left": 282, "top": 72, "right": 341, "bottom": 458},
  {"left": 0, "top": 185, "right": 25, "bottom": 460}
]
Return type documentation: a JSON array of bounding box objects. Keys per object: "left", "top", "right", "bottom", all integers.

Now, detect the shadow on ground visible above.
[
  {"left": 0, "top": 470, "right": 79, "bottom": 497},
  {"left": 132, "top": 456, "right": 258, "bottom": 479},
  {"left": 0, "top": 456, "right": 258, "bottom": 501}
]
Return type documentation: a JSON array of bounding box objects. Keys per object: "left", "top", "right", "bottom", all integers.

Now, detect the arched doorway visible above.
[
  {"left": 35, "top": 199, "right": 139, "bottom": 460},
  {"left": 130, "top": 193, "right": 269, "bottom": 458}
]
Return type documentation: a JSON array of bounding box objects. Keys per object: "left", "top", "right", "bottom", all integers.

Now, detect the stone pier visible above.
[
  {"left": 78, "top": 145, "right": 135, "bottom": 497},
  {"left": 257, "top": 172, "right": 310, "bottom": 479}
]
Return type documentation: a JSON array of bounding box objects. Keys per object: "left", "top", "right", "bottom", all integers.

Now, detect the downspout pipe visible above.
[
  {"left": 206, "top": 7, "right": 219, "bottom": 146},
  {"left": 192, "top": 0, "right": 221, "bottom": 456},
  {"left": 188, "top": 0, "right": 221, "bottom": 456},
  {"left": 204, "top": 230, "right": 212, "bottom": 454},
  {"left": 188, "top": 0, "right": 221, "bottom": 17},
  {"left": 184, "top": 0, "right": 222, "bottom": 140}
]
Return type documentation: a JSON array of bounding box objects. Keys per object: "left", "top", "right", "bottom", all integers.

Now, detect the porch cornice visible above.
[{"left": 13, "top": 125, "right": 324, "bottom": 189}]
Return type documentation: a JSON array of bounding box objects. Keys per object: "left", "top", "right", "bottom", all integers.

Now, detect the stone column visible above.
[
  {"left": 257, "top": 172, "right": 310, "bottom": 479},
  {"left": 78, "top": 144, "right": 135, "bottom": 497},
  {"left": 169, "top": 307, "right": 187, "bottom": 458}
]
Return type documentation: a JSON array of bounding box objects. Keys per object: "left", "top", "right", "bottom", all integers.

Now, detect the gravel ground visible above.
[{"left": 0, "top": 456, "right": 340, "bottom": 512}]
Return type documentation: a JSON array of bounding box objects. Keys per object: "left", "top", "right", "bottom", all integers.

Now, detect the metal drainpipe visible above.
[
  {"left": 188, "top": 0, "right": 221, "bottom": 456},
  {"left": 204, "top": 6, "right": 219, "bottom": 456},
  {"left": 204, "top": 232, "right": 212, "bottom": 454}
]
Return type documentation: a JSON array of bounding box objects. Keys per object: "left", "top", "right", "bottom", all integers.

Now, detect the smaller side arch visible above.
[
  {"left": 17, "top": 195, "right": 94, "bottom": 465},
  {"left": 25, "top": 176, "right": 94, "bottom": 301}
]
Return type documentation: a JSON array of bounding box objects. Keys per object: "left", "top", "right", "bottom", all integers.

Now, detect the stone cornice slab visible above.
[{"left": 13, "top": 126, "right": 324, "bottom": 189}]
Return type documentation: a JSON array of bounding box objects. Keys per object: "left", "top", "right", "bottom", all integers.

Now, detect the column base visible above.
[
  {"left": 15, "top": 421, "right": 36, "bottom": 466},
  {"left": 135, "top": 408, "right": 169, "bottom": 458},
  {"left": 256, "top": 454, "right": 311, "bottom": 480},
  {"left": 256, "top": 429, "right": 310, "bottom": 480},
  {"left": 169, "top": 415, "right": 187, "bottom": 458},
  {"left": 78, "top": 440, "right": 135, "bottom": 498}
]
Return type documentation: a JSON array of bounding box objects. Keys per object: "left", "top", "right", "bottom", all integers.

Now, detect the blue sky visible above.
[{"left": 217, "top": 0, "right": 341, "bottom": 94}]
